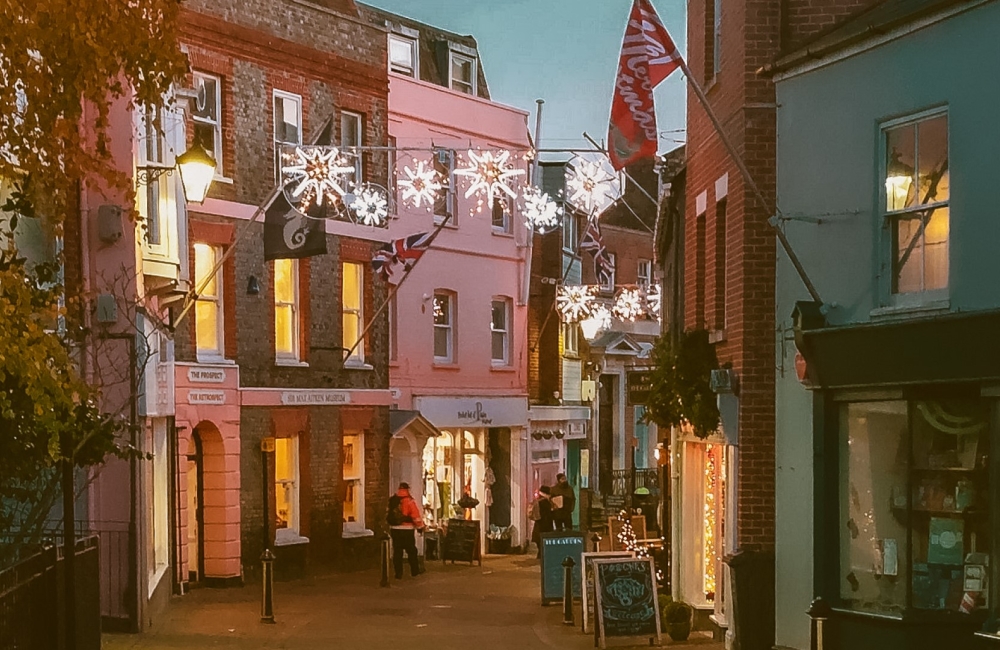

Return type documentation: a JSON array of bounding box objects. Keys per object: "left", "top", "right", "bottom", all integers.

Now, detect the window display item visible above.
[{"left": 927, "top": 517, "right": 963, "bottom": 565}]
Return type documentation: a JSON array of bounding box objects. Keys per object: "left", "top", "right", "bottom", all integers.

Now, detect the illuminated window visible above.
[
  {"left": 343, "top": 432, "right": 365, "bottom": 533},
  {"left": 342, "top": 261, "right": 364, "bottom": 365},
  {"left": 275, "top": 436, "right": 300, "bottom": 541},
  {"left": 194, "top": 243, "right": 223, "bottom": 359},
  {"left": 274, "top": 258, "right": 299, "bottom": 362}
]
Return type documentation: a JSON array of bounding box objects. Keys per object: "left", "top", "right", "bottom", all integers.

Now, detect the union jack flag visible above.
[
  {"left": 580, "top": 219, "right": 614, "bottom": 285},
  {"left": 372, "top": 231, "right": 435, "bottom": 282}
]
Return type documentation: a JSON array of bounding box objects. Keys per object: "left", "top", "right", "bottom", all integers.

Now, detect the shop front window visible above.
[{"left": 839, "top": 398, "right": 989, "bottom": 615}]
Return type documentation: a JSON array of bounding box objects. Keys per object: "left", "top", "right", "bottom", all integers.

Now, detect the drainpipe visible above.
[{"left": 670, "top": 424, "right": 681, "bottom": 600}]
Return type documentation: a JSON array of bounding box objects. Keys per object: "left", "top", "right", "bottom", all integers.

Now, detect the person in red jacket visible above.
[{"left": 388, "top": 482, "right": 425, "bottom": 579}]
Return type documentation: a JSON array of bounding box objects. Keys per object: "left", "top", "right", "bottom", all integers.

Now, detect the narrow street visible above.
[{"left": 103, "top": 555, "right": 722, "bottom": 650}]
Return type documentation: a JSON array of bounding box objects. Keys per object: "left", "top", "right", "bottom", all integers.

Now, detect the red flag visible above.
[{"left": 608, "top": 0, "right": 683, "bottom": 170}]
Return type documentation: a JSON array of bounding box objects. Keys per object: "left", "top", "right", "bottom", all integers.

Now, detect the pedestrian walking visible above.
[
  {"left": 530, "top": 486, "right": 554, "bottom": 558},
  {"left": 388, "top": 482, "right": 425, "bottom": 579},
  {"left": 550, "top": 473, "right": 576, "bottom": 531}
]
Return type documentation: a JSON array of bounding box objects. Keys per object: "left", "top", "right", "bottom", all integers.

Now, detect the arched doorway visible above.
[{"left": 187, "top": 421, "right": 227, "bottom": 583}]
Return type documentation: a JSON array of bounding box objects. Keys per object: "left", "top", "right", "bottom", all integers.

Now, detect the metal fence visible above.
[{"left": 609, "top": 467, "right": 660, "bottom": 498}]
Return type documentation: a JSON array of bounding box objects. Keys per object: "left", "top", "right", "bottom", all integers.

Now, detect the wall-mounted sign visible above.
[
  {"left": 280, "top": 390, "right": 351, "bottom": 406},
  {"left": 187, "top": 390, "right": 226, "bottom": 405},
  {"left": 416, "top": 396, "right": 528, "bottom": 428},
  {"left": 188, "top": 367, "right": 227, "bottom": 383},
  {"left": 626, "top": 370, "right": 653, "bottom": 405}
]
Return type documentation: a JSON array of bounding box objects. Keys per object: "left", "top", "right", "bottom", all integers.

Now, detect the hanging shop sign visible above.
[
  {"left": 416, "top": 396, "right": 528, "bottom": 428},
  {"left": 627, "top": 370, "right": 653, "bottom": 405}
]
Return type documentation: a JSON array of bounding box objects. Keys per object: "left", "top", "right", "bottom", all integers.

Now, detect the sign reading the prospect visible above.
[
  {"left": 593, "top": 557, "right": 661, "bottom": 649},
  {"left": 540, "top": 531, "right": 585, "bottom": 605},
  {"left": 626, "top": 370, "right": 653, "bottom": 405},
  {"left": 581, "top": 551, "right": 634, "bottom": 634},
  {"left": 441, "top": 519, "right": 481, "bottom": 566}
]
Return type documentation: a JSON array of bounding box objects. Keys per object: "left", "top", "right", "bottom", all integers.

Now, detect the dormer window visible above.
[
  {"left": 449, "top": 52, "right": 476, "bottom": 95},
  {"left": 389, "top": 34, "right": 417, "bottom": 77}
]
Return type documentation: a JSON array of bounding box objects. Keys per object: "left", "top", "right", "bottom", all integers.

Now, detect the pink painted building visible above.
[{"left": 371, "top": 8, "right": 533, "bottom": 549}]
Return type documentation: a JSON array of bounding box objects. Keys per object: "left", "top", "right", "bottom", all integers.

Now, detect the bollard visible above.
[
  {"left": 808, "top": 597, "right": 832, "bottom": 650},
  {"left": 562, "top": 556, "right": 576, "bottom": 626},
  {"left": 380, "top": 533, "right": 391, "bottom": 587},
  {"left": 591, "top": 533, "right": 602, "bottom": 552},
  {"left": 260, "top": 549, "right": 276, "bottom": 624}
]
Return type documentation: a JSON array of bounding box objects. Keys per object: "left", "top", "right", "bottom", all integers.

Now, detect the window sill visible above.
[
  {"left": 870, "top": 298, "right": 950, "bottom": 320},
  {"left": 195, "top": 354, "right": 235, "bottom": 365},
  {"left": 212, "top": 174, "right": 234, "bottom": 186},
  {"left": 433, "top": 361, "right": 461, "bottom": 370},
  {"left": 343, "top": 361, "right": 374, "bottom": 371},
  {"left": 342, "top": 528, "right": 374, "bottom": 539},
  {"left": 491, "top": 229, "right": 514, "bottom": 238},
  {"left": 275, "top": 359, "right": 309, "bottom": 368},
  {"left": 563, "top": 353, "right": 581, "bottom": 361},
  {"left": 491, "top": 364, "right": 516, "bottom": 373},
  {"left": 434, "top": 217, "right": 458, "bottom": 229},
  {"left": 274, "top": 532, "right": 310, "bottom": 547}
]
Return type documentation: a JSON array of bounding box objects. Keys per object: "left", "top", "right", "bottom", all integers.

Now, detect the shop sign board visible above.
[
  {"left": 593, "top": 557, "right": 661, "bottom": 648},
  {"left": 441, "top": 519, "right": 481, "bottom": 566},
  {"left": 581, "top": 551, "right": 634, "bottom": 634},
  {"left": 280, "top": 390, "right": 351, "bottom": 405},
  {"left": 626, "top": 370, "right": 653, "bottom": 405},
  {"left": 187, "top": 390, "right": 226, "bottom": 405},
  {"left": 187, "top": 367, "right": 227, "bottom": 383},
  {"left": 540, "top": 531, "right": 585, "bottom": 604},
  {"left": 416, "top": 396, "right": 528, "bottom": 428}
]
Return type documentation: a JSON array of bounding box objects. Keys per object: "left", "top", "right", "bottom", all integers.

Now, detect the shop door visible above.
[
  {"left": 566, "top": 440, "right": 582, "bottom": 528},
  {"left": 488, "top": 428, "right": 511, "bottom": 528}
]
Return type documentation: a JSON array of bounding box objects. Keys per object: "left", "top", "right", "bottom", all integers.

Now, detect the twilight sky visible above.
[{"left": 362, "top": 0, "right": 688, "bottom": 159}]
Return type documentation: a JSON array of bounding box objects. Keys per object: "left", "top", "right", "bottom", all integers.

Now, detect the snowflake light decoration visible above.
[
  {"left": 556, "top": 285, "right": 597, "bottom": 323},
  {"left": 281, "top": 146, "right": 355, "bottom": 212},
  {"left": 348, "top": 183, "right": 389, "bottom": 227},
  {"left": 398, "top": 160, "right": 443, "bottom": 210},
  {"left": 645, "top": 284, "right": 662, "bottom": 318},
  {"left": 522, "top": 186, "right": 562, "bottom": 233},
  {"left": 613, "top": 288, "right": 645, "bottom": 322},
  {"left": 454, "top": 149, "right": 525, "bottom": 203},
  {"left": 582, "top": 303, "right": 613, "bottom": 333},
  {"left": 565, "top": 155, "right": 622, "bottom": 216}
]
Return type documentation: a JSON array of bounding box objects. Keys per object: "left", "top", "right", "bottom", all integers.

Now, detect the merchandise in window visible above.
[
  {"left": 450, "top": 53, "right": 476, "bottom": 95},
  {"left": 389, "top": 35, "right": 417, "bottom": 76},
  {"left": 192, "top": 72, "right": 222, "bottom": 171},
  {"left": 343, "top": 433, "right": 365, "bottom": 531},
  {"left": 274, "top": 258, "right": 299, "bottom": 361},
  {"left": 342, "top": 261, "right": 364, "bottom": 365},
  {"left": 838, "top": 398, "right": 989, "bottom": 615},
  {"left": 275, "top": 436, "right": 300, "bottom": 539},
  {"left": 434, "top": 292, "right": 453, "bottom": 362},
  {"left": 194, "top": 243, "right": 224, "bottom": 358}
]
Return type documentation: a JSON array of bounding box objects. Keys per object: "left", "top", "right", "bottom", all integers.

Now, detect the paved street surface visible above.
[{"left": 104, "top": 555, "right": 723, "bottom": 649}]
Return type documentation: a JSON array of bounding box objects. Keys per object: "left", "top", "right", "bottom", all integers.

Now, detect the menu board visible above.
[
  {"left": 581, "top": 551, "right": 634, "bottom": 634},
  {"left": 593, "top": 557, "right": 661, "bottom": 648},
  {"left": 441, "top": 519, "right": 481, "bottom": 565},
  {"left": 540, "top": 531, "right": 585, "bottom": 604}
]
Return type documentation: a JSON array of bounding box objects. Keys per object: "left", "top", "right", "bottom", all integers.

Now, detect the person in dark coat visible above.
[
  {"left": 531, "top": 486, "right": 554, "bottom": 558},
  {"left": 550, "top": 473, "right": 576, "bottom": 530}
]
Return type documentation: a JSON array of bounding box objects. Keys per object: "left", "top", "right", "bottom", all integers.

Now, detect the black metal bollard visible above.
[
  {"left": 260, "top": 549, "right": 276, "bottom": 624},
  {"left": 808, "top": 597, "right": 832, "bottom": 650},
  {"left": 562, "top": 556, "right": 576, "bottom": 626},
  {"left": 380, "top": 533, "right": 391, "bottom": 587},
  {"left": 591, "top": 533, "right": 602, "bottom": 552}
]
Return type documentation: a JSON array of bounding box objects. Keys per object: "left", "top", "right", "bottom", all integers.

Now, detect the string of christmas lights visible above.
[{"left": 704, "top": 444, "right": 718, "bottom": 601}]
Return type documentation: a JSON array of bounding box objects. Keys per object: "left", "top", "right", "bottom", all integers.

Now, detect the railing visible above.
[{"left": 609, "top": 468, "right": 660, "bottom": 498}]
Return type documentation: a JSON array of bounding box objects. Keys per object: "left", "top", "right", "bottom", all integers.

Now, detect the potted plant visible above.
[
  {"left": 662, "top": 600, "right": 693, "bottom": 642},
  {"left": 487, "top": 524, "right": 513, "bottom": 554}
]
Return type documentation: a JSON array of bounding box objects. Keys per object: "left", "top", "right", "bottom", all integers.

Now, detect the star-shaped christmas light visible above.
[
  {"left": 613, "top": 288, "right": 645, "bottom": 322},
  {"left": 582, "top": 303, "right": 613, "bottom": 332},
  {"left": 645, "top": 284, "right": 662, "bottom": 319},
  {"left": 398, "top": 160, "right": 443, "bottom": 210},
  {"left": 349, "top": 183, "right": 389, "bottom": 227},
  {"left": 281, "top": 146, "right": 355, "bottom": 212},
  {"left": 454, "top": 149, "right": 525, "bottom": 202},
  {"left": 565, "top": 156, "right": 621, "bottom": 216},
  {"left": 522, "top": 186, "right": 562, "bottom": 232},
  {"left": 556, "top": 285, "right": 597, "bottom": 323}
]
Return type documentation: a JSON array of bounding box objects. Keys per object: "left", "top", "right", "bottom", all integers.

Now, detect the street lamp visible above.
[
  {"left": 136, "top": 139, "right": 217, "bottom": 205},
  {"left": 885, "top": 148, "right": 913, "bottom": 212}
]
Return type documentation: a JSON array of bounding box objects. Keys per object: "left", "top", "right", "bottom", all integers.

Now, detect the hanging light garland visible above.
[
  {"left": 565, "top": 155, "right": 622, "bottom": 217},
  {"left": 454, "top": 149, "right": 525, "bottom": 207},
  {"left": 281, "top": 146, "right": 356, "bottom": 213},
  {"left": 556, "top": 285, "right": 597, "bottom": 323},
  {"left": 521, "top": 185, "right": 562, "bottom": 233},
  {"left": 612, "top": 288, "right": 646, "bottom": 322},
  {"left": 704, "top": 444, "right": 718, "bottom": 601},
  {"left": 616, "top": 510, "right": 649, "bottom": 558},
  {"left": 582, "top": 303, "right": 613, "bottom": 333},
  {"left": 398, "top": 160, "right": 443, "bottom": 210},
  {"left": 347, "top": 183, "right": 389, "bottom": 227}
]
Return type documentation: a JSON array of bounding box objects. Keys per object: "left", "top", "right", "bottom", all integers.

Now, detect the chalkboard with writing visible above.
[
  {"left": 593, "top": 557, "right": 661, "bottom": 648},
  {"left": 441, "top": 519, "right": 481, "bottom": 565},
  {"left": 581, "top": 551, "right": 634, "bottom": 634},
  {"left": 540, "top": 531, "right": 585, "bottom": 605}
]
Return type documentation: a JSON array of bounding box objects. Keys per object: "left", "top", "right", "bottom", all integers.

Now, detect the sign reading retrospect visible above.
[
  {"left": 187, "top": 390, "right": 226, "bottom": 405},
  {"left": 626, "top": 370, "right": 653, "bottom": 405},
  {"left": 441, "top": 519, "right": 481, "bottom": 566},
  {"left": 593, "top": 557, "right": 661, "bottom": 649},
  {"left": 581, "top": 551, "right": 634, "bottom": 634},
  {"left": 280, "top": 390, "right": 351, "bottom": 405},
  {"left": 540, "top": 531, "right": 585, "bottom": 605}
]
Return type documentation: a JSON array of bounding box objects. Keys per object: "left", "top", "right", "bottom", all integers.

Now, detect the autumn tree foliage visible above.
[{"left": 0, "top": 0, "right": 188, "bottom": 551}]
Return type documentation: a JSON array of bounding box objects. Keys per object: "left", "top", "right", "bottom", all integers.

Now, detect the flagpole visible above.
[
  {"left": 676, "top": 59, "right": 822, "bottom": 305},
  {"left": 341, "top": 212, "right": 454, "bottom": 361}
]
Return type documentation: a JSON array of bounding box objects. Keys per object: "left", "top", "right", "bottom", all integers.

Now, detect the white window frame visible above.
[
  {"left": 275, "top": 435, "right": 303, "bottom": 544},
  {"left": 274, "top": 258, "right": 300, "bottom": 364},
  {"left": 637, "top": 259, "right": 652, "bottom": 288},
  {"left": 563, "top": 322, "right": 579, "bottom": 357},
  {"left": 434, "top": 291, "right": 455, "bottom": 363},
  {"left": 148, "top": 419, "right": 169, "bottom": 592},
  {"left": 340, "top": 111, "right": 363, "bottom": 185},
  {"left": 342, "top": 261, "right": 365, "bottom": 366},
  {"left": 343, "top": 431, "right": 367, "bottom": 534},
  {"left": 601, "top": 252, "right": 617, "bottom": 292},
  {"left": 492, "top": 196, "right": 511, "bottom": 234},
  {"left": 389, "top": 34, "right": 418, "bottom": 77},
  {"left": 194, "top": 243, "right": 225, "bottom": 361},
  {"left": 192, "top": 71, "right": 223, "bottom": 176},
  {"left": 880, "top": 108, "right": 950, "bottom": 308},
  {"left": 713, "top": 0, "right": 722, "bottom": 77},
  {"left": 562, "top": 212, "right": 577, "bottom": 253},
  {"left": 433, "top": 148, "right": 455, "bottom": 226},
  {"left": 273, "top": 90, "right": 302, "bottom": 185},
  {"left": 449, "top": 52, "right": 477, "bottom": 95},
  {"left": 137, "top": 103, "right": 183, "bottom": 262},
  {"left": 491, "top": 297, "right": 511, "bottom": 366}
]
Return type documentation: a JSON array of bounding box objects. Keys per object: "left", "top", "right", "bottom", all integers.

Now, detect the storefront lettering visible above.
[
  {"left": 457, "top": 402, "right": 493, "bottom": 425},
  {"left": 280, "top": 391, "right": 351, "bottom": 405},
  {"left": 188, "top": 367, "right": 227, "bottom": 384},
  {"left": 188, "top": 390, "right": 226, "bottom": 405}
]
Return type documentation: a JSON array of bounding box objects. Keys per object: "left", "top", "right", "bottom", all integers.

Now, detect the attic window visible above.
[
  {"left": 449, "top": 52, "right": 476, "bottom": 95},
  {"left": 389, "top": 35, "right": 417, "bottom": 77}
]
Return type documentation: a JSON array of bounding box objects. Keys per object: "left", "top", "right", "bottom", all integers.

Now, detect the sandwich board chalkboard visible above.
[
  {"left": 581, "top": 551, "right": 634, "bottom": 634},
  {"left": 540, "top": 531, "right": 585, "bottom": 605},
  {"left": 441, "top": 519, "right": 482, "bottom": 566},
  {"left": 593, "top": 557, "right": 661, "bottom": 648}
]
